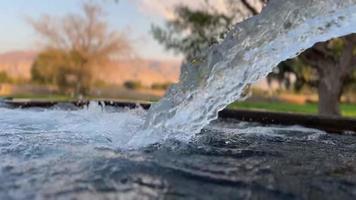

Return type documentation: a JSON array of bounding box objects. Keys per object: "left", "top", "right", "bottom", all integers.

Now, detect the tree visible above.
[
  {"left": 0, "top": 71, "right": 12, "bottom": 83},
  {"left": 153, "top": 1, "right": 356, "bottom": 117},
  {"left": 151, "top": 82, "right": 172, "bottom": 90},
  {"left": 272, "top": 34, "right": 356, "bottom": 116},
  {"left": 151, "top": 0, "right": 266, "bottom": 61},
  {"left": 31, "top": 49, "right": 64, "bottom": 85},
  {"left": 31, "top": 49, "right": 94, "bottom": 94},
  {"left": 123, "top": 80, "right": 142, "bottom": 90},
  {"left": 29, "top": 2, "right": 131, "bottom": 96}
]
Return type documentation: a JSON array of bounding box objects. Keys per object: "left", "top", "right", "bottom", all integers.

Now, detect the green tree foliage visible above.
[
  {"left": 151, "top": 0, "right": 266, "bottom": 60},
  {"left": 152, "top": 7, "right": 232, "bottom": 60},
  {"left": 270, "top": 35, "right": 356, "bottom": 116},
  {"left": 151, "top": 82, "right": 172, "bottom": 90},
  {"left": 0, "top": 71, "right": 12, "bottom": 83},
  {"left": 271, "top": 37, "right": 356, "bottom": 91},
  {"left": 124, "top": 80, "right": 142, "bottom": 90},
  {"left": 31, "top": 49, "right": 93, "bottom": 95},
  {"left": 31, "top": 49, "right": 64, "bottom": 85}
]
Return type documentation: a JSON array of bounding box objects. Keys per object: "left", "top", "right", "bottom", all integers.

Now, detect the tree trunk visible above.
[
  {"left": 301, "top": 35, "right": 356, "bottom": 117},
  {"left": 318, "top": 66, "right": 343, "bottom": 116}
]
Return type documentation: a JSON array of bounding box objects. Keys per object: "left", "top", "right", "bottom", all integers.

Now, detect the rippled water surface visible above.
[{"left": 1, "top": 104, "right": 356, "bottom": 200}]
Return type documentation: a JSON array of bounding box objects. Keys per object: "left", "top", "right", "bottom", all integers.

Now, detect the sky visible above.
[
  {"left": 0, "top": 0, "right": 264, "bottom": 60},
  {"left": 0, "top": 0, "right": 195, "bottom": 60}
]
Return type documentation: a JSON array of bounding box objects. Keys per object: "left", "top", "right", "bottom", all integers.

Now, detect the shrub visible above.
[
  {"left": 151, "top": 82, "right": 172, "bottom": 90},
  {"left": 124, "top": 80, "right": 142, "bottom": 90},
  {"left": 0, "top": 71, "right": 12, "bottom": 83},
  {"left": 31, "top": 49, "right": 94, "bottom": 96}
]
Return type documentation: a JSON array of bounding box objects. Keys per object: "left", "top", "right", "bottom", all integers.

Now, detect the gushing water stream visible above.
[
  {"left": 141, "top": 0, "right": 356, "bottom": 145},
  {"left": 2, "top": 1, "right": 356, "bottom": 198}
]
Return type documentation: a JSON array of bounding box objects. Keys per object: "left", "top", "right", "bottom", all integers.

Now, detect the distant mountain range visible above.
[
  {"left": 0, "top": 51, "right": 36, "bottom": 79},
  {"left": 0, "top": 51, "right": 180, "bottom": 85}
]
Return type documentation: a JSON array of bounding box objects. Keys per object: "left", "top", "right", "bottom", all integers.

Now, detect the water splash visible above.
[
  {"left": 0, "top": 102, "right": 147, "bottom": 149},
  {"left": 2, "top": 104, "right": 356, "bottom": 199},
  {"left": 144, "top": 0, "right": 356, "bottom": 140},
  {"left": 0, "top": 103, "right": 331, "bottom": 151}
]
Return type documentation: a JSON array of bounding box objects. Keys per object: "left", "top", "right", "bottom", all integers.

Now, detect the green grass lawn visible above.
[{"left": 229, "top": 101, "right": 356, "bottom": 118}]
